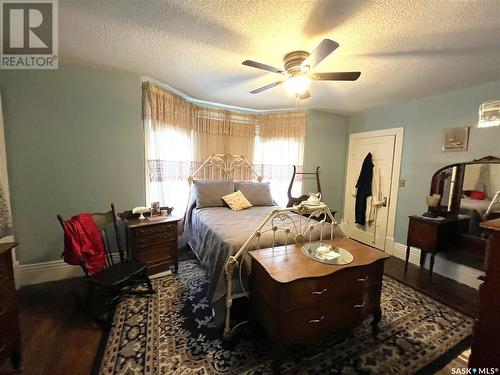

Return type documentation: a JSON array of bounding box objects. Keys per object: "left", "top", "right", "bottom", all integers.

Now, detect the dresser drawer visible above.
[
  {"left": 0, "top": 277, "right": 16, "bottom": 303},
  {"left": 0, "top": 299, "right": 19, "bottom": 344},
  {"left": 134, "top": 230, "right": 177, "bottom": 248},
  {"left": 408, "top": 219, "right": 438, "bottom": 250},
  {"left": 133, "top": 222, "right": 177, "bottom": 237},
  {"left": 133, "top": 242, "right": 177, "bottom": 263},
  {"left": 0, "top": 335, "right": 8, "bottom": 363},
  {"left": 281, "top": 264, "right": 382, "bottom": 311},
  {"left": 0, "top": 253, "right": 13, "bottom": 279},
  {"left": 276, "top": 295, "right": 365, "bottom": 343},
  {"left": 0, "top": 271, "right": 13, "bottom": 288}
]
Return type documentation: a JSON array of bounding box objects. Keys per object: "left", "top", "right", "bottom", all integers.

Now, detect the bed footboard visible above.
[{"left": 222, "top": 201, "right": 344, "bottom": 339}]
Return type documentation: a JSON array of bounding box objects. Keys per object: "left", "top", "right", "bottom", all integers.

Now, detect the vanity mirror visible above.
[{"left": 424, "top": 155, "right": 500, "bottom": 269}]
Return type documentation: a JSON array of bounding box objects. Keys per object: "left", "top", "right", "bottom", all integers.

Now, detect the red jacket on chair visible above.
[{"left": 62, "top": 213, "right": 105, "bottom": 275}]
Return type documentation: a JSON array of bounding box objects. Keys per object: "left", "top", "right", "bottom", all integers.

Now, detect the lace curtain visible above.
[
  {"left": 142, "top": 82, "right": 305, "bottom": 214},
  {"left": 0, "top": 93, "right": 13, "bottom": 239}
]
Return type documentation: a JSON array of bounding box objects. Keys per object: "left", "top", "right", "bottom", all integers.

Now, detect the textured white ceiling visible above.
[{"left": 60, "top": 0, "right": 500, "bottom": 113}]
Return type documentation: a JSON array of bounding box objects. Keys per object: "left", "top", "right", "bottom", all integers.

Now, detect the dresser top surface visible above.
[
  {"left": 408, "top": 215, "right": 459, "bottom": 224},
  {"left": 481, "top": 218, "right": 500, "bottom": 231},
  {"left": 249, "top": 238, "right": 389, "bottom": 284},
  {"left": 0, "top": 242, "right": 17, "bottom": 256},
  {"left": 123, "top": 215, "right": 180, "bottom": 228}
]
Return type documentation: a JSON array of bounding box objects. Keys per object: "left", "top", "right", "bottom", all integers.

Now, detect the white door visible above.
[{"left": 344, "top": 134, "right": 396, "bottom": 250}]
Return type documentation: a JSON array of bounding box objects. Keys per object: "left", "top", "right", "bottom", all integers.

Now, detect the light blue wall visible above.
[
  {"left": 3, "top": 60, "right": 498, "bottom": 266},
  {"left": 304, "top": 110, "right": 349, "bottom": 218},
  {"left": 349, "top": 80, "right": 500, "bottom": 244},
  {"left": 0, "top": 63, "right": 145, "bottom": 263}
]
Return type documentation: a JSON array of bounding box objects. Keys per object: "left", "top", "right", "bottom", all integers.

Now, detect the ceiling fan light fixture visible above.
[
  {"left": 284, "top": 75, "right": 311, "bottom": 96},
  {"left": 300, "top": 65, "right": 310, "bottom": 73}
]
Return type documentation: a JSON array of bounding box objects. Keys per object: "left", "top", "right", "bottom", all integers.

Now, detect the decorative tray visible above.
[{"left": 301, "top": 243, "right": 354, "bottom": 265}]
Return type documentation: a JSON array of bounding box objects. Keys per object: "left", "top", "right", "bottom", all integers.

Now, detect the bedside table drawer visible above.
[
  {"left": 134, "top": 222, "right": 177, "bottom": 237},
  {"left": 134, "top": 242, "right": 177, "bottom": 262},
  {"left": 135, "top": 231, "right": 177, "bottom": 248}
]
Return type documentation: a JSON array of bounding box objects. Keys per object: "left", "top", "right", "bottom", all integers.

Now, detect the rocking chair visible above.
[{"left": 57, "top": 203, "right": 154, "bottom": 326}]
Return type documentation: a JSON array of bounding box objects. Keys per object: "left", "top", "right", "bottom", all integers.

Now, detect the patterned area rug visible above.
[{"left": 99, "top": 260, "right": 473, "bottom": 374}]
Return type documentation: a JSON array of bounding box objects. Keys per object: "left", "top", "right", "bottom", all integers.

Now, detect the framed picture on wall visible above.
[{"left": 442, "top": 127, "right": 470, "bottom": 152}]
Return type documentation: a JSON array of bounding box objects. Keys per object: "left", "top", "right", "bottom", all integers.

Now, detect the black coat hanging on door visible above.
[{"left": 355, "top": 152, "right": 374, "bottom": 225}]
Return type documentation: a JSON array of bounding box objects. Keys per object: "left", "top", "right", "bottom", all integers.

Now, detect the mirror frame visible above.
[{"left": 430, "top": 155, "right": 500, "bottom": 217}]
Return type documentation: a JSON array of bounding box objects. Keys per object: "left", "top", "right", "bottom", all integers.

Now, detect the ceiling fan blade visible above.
[
  {"left": 242, "top": 60, "right": 284, "bottom": 74},
  {"left": 250, "top": 81, "right": 282, "bottom": 94},
  {"left": 301, "top": 39, "right": 339, "bottom": 70},
  {"left": 311, "top": 72, "right": 361, "bottom": 81},
  {"left": 299, "top": 90, "right": 311, "bottom": 100}
]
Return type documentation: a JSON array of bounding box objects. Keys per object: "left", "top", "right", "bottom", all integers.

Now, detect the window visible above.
[
  {"left": 143, "top": 82, "right": 305, "bottom": 215},
  {"left": 253, "top": 135, "right": 304, "bottom": 207}
]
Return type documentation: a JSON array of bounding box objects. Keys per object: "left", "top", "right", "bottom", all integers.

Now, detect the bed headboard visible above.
[{"left": 188, "top": 153, "right": 263, "bottom": 186}]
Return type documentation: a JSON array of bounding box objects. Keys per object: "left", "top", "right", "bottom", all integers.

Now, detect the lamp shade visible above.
[{"left": 284, "top": 75, "right": 311, "bottom": 95}]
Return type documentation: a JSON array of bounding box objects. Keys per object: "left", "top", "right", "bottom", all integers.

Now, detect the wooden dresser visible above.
[
  {"left": 0, "top": 242, "right": 21, "bottom": 370},
  {"left": 469, "top": 218, "right": 500, "bottom": 367},
  {"left": 249, "top": 238, "right": 389, "bottom": 373},
  {"left": 122, "top": 215, "right": 180, "bottom": 275}
]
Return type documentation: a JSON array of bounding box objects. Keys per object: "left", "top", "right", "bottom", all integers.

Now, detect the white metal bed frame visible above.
[
  {"left": 188, "top": 153, "right": 263, "bottom": 186},
  {"left": 188, "top": 154, "right": 342, "bottom": 338}
]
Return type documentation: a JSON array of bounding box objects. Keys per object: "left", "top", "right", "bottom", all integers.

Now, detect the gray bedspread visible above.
[{"left": 184, "top": 192, "right": 339, "bottom": 303}]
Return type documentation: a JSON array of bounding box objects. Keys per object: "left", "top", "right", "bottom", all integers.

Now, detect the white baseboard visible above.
[
  {"left": 12, "top": 244, "right": 181, "bottom": 288},
  {"left": 13, "top": 251, "right": 85, "bottom": 289},
  {"left": 385, "top": 237, "right": 395, "bottom": 255},
  {"left": 12, "top": 235, "right": 482, "bottom": 290},
  {"left": 392, "top": 242, "right": 482, "bottom": 289}
]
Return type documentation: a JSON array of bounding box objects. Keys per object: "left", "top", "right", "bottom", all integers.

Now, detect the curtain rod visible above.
[{"left": 141, "top": 76, "right": 305, "bottom": 115}]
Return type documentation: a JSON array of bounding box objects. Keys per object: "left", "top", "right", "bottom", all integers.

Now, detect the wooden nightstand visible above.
[
  {"left": 405, "top": 215, "right": 464, "bottom": 278},
  {"left": 249, "top": 238, "right": 389, "bottom": 374},
  {"left": 122, "top": 215, "right": 180, "bottom": 275}
]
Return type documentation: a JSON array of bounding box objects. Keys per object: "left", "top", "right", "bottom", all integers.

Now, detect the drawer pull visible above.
[
  {"left": 357, "top": 276, "right": 369, "bottom": 282},
  {"left": 311, "top": 288, "right": 327, "bottom": 295},
  {"left": 309, "top": 315, "right": 326, "bottom": 324},
  {"left": 354, "top": 302, "right": 365, "bottom": 309}
]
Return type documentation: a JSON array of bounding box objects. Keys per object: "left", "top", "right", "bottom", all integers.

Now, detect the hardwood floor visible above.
[
  {"left": 0, "top": 278, "right": 103, "bottom": 375},
  {"left": 384, "top": 256, "right": 479, "bottom": 318},
  {"left": 0, "top": 255, "right": 479, "bottom": 375}
]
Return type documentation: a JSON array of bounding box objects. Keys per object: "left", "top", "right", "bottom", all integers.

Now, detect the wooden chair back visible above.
[{"left": 57, "top": 203, "right": 127, "bottom": 273}]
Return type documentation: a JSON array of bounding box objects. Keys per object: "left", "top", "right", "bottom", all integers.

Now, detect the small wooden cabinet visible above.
[
  {"left": 405, "top": 215, "right": 466, "bottom": 278},
  {"left": 122, "top": 215, "right": 180, "bottom": 275},
  {"left": 249, "top": 238, "right": 389, "bottom": 373},
  {"left": 0, "top": 242, "right": 21, "bottom": 370}
]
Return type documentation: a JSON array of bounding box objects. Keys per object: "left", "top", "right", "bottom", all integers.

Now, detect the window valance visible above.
[{"left": 142, "top": 81, "right": 306, "bottom": 138}]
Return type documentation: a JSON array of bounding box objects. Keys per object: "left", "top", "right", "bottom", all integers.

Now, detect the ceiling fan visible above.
[{"left": 242, "top": 39, "right": 360, "bottom": 100}]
